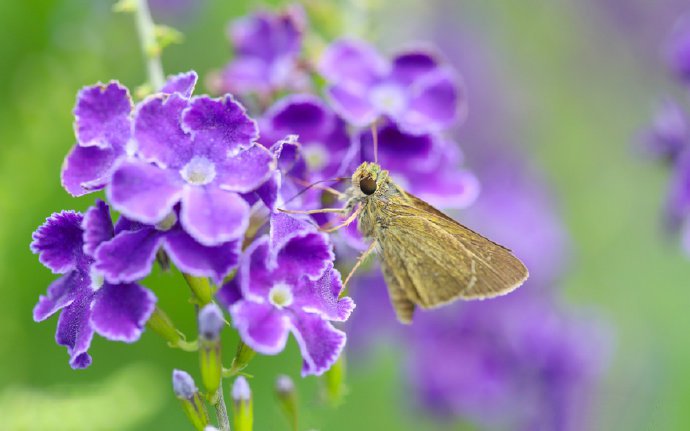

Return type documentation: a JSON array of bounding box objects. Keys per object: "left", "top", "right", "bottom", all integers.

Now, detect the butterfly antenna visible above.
[
  {"left": 284, "top": 177, "right": 349, "bottom": 206},
  {"left": 371, "top": 121, "right": 379, "bottom": 164}
]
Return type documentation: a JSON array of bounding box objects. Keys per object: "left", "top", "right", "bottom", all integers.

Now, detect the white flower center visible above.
[
  {"left": 180, "top": 156, "right": 216, "bottom": 185},
  {"left": 302, "top": 144, "right": 328, "bottom": 171},
  {"left": 268, "top": 283, "right": 294, "bottom": 309},
  {"left": 90, "top": 267, "right": 105, "bottom": 291},
  {"left": 156, "top": 211, "right": 178, "bottom": 231},
  {"left": 370, "top": 84, "right": 407, "bottom": 116}
]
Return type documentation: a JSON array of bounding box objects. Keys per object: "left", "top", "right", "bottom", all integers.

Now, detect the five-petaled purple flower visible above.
[
  {"left": 319, "top": 39, "right": 464, "bottom": 134},
  {"left": 107, "top": 93, "right": 275, "bottom": 246},
  {"left": 61, "top": 72, "right": 198, "bottom": 197},
  {"left": 220, "top": 213, "right": 354, "bottom": 376},
  {"left": 219, "top": 5, "right": 308, "bottom": 97},
  {"left": 31, "top": 202, "right": 156, "bottom": 369}
]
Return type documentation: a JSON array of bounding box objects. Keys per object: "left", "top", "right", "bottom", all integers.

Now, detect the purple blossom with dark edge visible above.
[
  {"left": 643, "top": 99, "right": 689, "bottom": 161},
  {"left": 220, "top": 5, "right": 308, "bottom": 97},
  {"left": 409, "top": 295, "right": 609, "bottom": 431},
  {"left": 61, "top": 72, "right": 198, "bottom": 197},
  {"left": 318, "top": 39, "right": 464, "bottom": 134},
  {"left": 107, "top": 93, "right": 275, "bottom": 246},
  {"left": 93, "top": 209, "right": 240, "bottom": 285},
  {"left": 30, "top": 202, "right": 156, "bottom": 369},
  {"left": 260, "top": 95, "right": 354, "bottom": 180},
  {"left": 359, "top": 121, "right": 479, "bottom": 209},
  {"left": 667, "top": 13, "right": 690, "bottom": 84},
  {"left": 220, "top": 213, "right": 354, "bottom": 376}
]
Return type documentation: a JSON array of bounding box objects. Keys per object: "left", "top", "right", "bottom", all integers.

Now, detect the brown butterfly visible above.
[{"left": 282, "top": 161, "right": 528, "bottom": 324}]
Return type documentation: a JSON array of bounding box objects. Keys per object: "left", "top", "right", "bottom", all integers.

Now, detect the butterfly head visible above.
[{"left": 352, "top": 162, "right": 389, "bottom": 197}]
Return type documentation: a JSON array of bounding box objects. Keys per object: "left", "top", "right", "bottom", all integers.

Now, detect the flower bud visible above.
[
  {"left": 275, "top": 375, "right": 298, "bottom": 431},
  {"left": 172, "top": 370, "right": 209, "bottom": 431},
  {"left": 229, "top": 340, "right": 256, "bottom": 374},
  {"left": 198, "top": 304, "right": 224, "bottom": 393},
  {"left": 148, "top": 307, "right": 186, "bottom": 347},
  {"left": 231, "top": 376, "right": 253, "bottom": 431}
]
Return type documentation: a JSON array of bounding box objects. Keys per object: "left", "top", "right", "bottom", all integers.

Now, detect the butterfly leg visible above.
[
  {"left": 277, "top": 207, "right": 350, "bottom": 215},
  {"left": 342, "top": 239, "right": 378, "bottom": 289},
  {"left": 319, "top": 205, "right": 362, "bottom": 233}
]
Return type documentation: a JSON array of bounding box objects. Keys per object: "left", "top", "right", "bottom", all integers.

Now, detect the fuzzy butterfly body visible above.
[{"left": 346, "top": 162, "right": 528, "bottom": 324}]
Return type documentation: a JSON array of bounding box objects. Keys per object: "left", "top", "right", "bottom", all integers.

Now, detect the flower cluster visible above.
[{"left": 643, "top": 11, "right": 690, "bottom": 250}]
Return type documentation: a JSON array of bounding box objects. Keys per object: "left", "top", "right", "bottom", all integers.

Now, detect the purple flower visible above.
[
  {"left": 220, "top": 213, "right": 354, "bottom": 376},
  {"left": 61, "top": 72, "right": 198, "bottom": 197},
  {"left": 260, "top": 95, "right": 354, "bottom": 180},
  {"left": 667, "top": 13, "right": 690, "bottom": 84},
  {"left": 319, "top": 39, "right": 464, "bottom": 133},
  {"left": 31, "top": 203, "right": 156, "bottom": 368},
  {"left": 664, "top": 149, "right": 690, "bottom": 230},
  {"left": 643, "top": 98, "right": 690, "bottom": 161},
  {"left": 107, "top": 94, "right": 275, "bottom": 246},
  {"left": 359, "top": 121, "right": 479, "bottom": 209},
  {"left": 220, "top": 5, "right": 308, "bottom": 97},
  {"left": 409, "top": 295, "right": 609, "bottom": 431},
  {"left": 93, "top": 209, "right": 240, "bottom": 285}
]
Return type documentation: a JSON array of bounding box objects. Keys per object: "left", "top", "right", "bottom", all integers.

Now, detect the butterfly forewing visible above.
[{"left": 374, "top": 192, "right": 528, "bottom": 320}]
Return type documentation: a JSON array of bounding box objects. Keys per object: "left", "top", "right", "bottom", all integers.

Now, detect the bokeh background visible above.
[{"left": 2, "top": 0, "right": 690, "bottom": 430}]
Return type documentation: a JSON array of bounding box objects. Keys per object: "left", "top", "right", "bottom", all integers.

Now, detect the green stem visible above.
[
  {"left": 134, "top": 0, "right": 165, "bottom": 89},
  {"left": 214, "top": 387, "right": 231, "bottom": 431}
]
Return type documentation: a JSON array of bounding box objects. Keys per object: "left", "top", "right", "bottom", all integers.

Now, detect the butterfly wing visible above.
[{"left": 376, "top": 192, "right": 528, "bottom": 314}]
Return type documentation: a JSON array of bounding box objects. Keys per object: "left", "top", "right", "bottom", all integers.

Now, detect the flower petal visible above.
[
  {"left": 261, "top": 95, "right": 335, "bottom": 144},
  {"left": 216, "top": 143, "right": 276, "bottom": 193},
  {"left": 180, "top": 186, "right": 250, "bottom": 246},
  {"left": 276, "top": 231, "right": 334, "bottom": 280},
  {"left": 55, "top": 291, "right": 95, "bottom": 369},
  {"left": 161, "top": 71, "right": 198, "bottom": 98},
  {"left": 390, "top": 50, "right": 441, "bottom": 86},
  {"left": 269, "top": 212, "right": 316, "bottom": 255},
  {"left": 217, "top": 277, "right": 242, "bottom": 307},
  {"left": 326, "top": 84, "right": 378, "bottom": 127},
  {"left": 238, "top": 236, "right": 274, "bottom": 300},
  {"left": 95, "top": 227, "right": 163, "bottom": 283},
  {"left": 33, "top": 270, "right": 90, "bottom": 322},
  {"left": 91, "top": 282, "right": 157, "bottom": 342},
  {"left": 163, "top": 226, "right": 240, "bottom": 284},
  {"left": 134, "top": 93, "right": 192, "bottom": 168},
  {"left": 230, "top": 300, "right": 290, "bottom": 355},
  {"left": 74, "top": 82, "right": 132, "bottom": 150},
  {"left": 401, "top": 67, "right": 464, "bottom": 133},
  {"left": 61, "top": 144, "right": 118, "bottom": 197},
  {"left": 289, "top": 312, "right": 346, "bottom": 376},
  {"left": 181, "top": 96, "right": 258, "bottom": 159},
  {"left": 31, "top": 211, "right": 85, "bottom": 274},
  {"left": 293, "top": 264, "right": 355, "bottom": 322},
  {"left": 108, "top": 160, "right": 184, "bottom": 224},
  {"left": 319, "top": 39, "right": 388, "bottom": 88},
  {"left": 82, "top": 200, "right": 114, "bottom": 257}
]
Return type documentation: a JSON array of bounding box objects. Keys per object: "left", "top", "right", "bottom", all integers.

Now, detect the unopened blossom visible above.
[
  {"left": 319, "top": 40, "right": 464, "bottom": 133},
  {"left": 31, "top": 203, "right": 156, "bottom": 368},
  {"left": 219, "top": 5, "right": 308, "bottom": 97},
  {"left": 94, "top": 208, "right": 240, "bottom": 285},
  {"left": 61, "top": 72, "right": 198, "bottom": 196},
  {"left": 220, "top": 213, "right": 354, "bottom": 376},
  {"left": 107, "top": 93, "right": 275, "bottom": 246}
]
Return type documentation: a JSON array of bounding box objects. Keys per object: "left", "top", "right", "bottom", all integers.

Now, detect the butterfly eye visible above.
[{"left": 360, "top": 176, "right": 377, "bottom": 195}]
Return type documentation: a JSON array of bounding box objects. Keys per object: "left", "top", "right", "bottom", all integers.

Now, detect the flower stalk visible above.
[{"left": 133, "top": 0, "right": 165, "bottom": 89}]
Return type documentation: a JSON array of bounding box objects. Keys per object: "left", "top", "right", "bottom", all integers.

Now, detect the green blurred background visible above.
[{"left": 1, "top": 0, "right": 689, "bottom": 429}]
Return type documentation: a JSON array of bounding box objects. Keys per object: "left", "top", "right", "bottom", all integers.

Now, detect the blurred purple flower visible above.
[
  {"left": 319, "top": 39, "right": 464, "bottom": 133},
  {"left": 358, "top": 121, "right": 478, "bottom": 209},
  {"left": 260, "top": 95, "right": 354, "bottom": 180},
  {"left": 220, "top": 5, "right": 308, "bottom": 97},
  {"left": 221, "top": 213, "right": 354, "bottom": 376},
  {"left": 409, "top": 295, "right": 609, "bottom": 431},
  {"left": 667, "top": 13, "right": 690, "bottom": 83},
  {"left": 107, "top": 94, "right": 275, "bottom": 246},
  {"left": 62, "top": 72, "right": 198, "bottom": 197},
  {"left": 31, "top": 203, "right": 156, "bottom": 369},
  {"left": 643, "top": 98, "right": 690, "bottom": 161}
]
